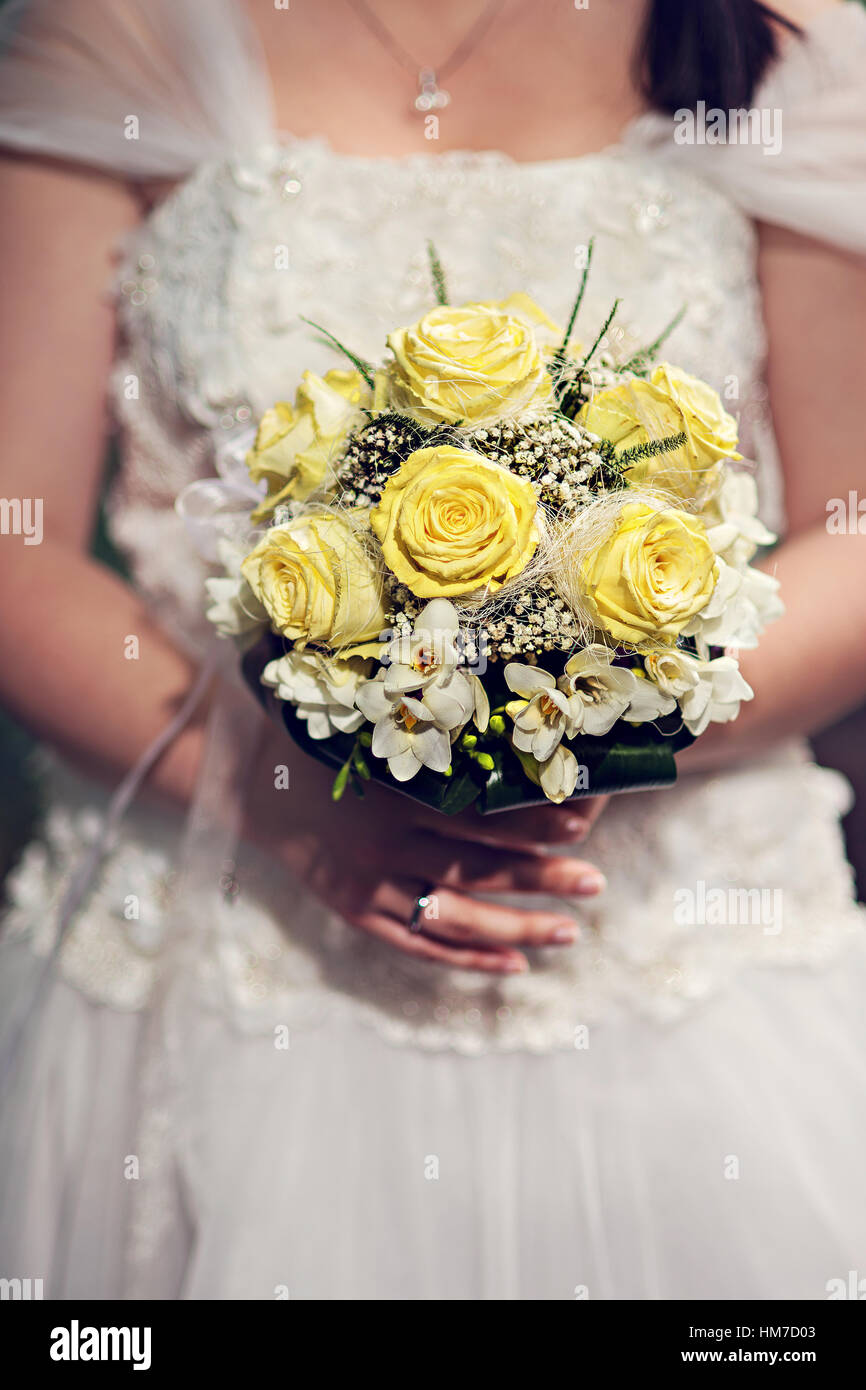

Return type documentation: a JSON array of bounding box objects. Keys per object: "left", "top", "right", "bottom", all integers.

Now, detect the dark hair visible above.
[{"left": 638, "top": 0, "right": 802, "bottom": 115}]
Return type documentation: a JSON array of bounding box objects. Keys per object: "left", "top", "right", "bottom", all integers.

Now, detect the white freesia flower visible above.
[
  {"left": 559, "top": 644, "right": 675, "bottom": 733},
  {"left": 622, "top": 669, "right": 678, "bottom": 722},
  {"left": 643, "top": 648, "right": 703, "bottom": 700},
  {"left": 205, "top": 537, "right": 267, "bottom": 637},
  {"left": 468, "top": 675, "right": 491, "bottom": 735},
  {"left": 684, "top": 473, "right": 783, "bottom": 654},
  {"left": 355, "top": 674, "right": 453, "bottom": 782},
  {"left": 262, "top": 649, "right": 369, "bottom": 740},
  {"left": 422, "top": 668, "right": 479, "bottom": 733},
  {"left": 384, "top": 598, "right": 461, "bottom": 692},
  {"left": 504, "top": 663, "right": 575, "bottom": 761},
  {"left": 538, "top": 744, "right": 581, "bottom": 804},
  {"left": 384, "top": 598, "right": 489, "bottom": 733},
  {"left": 727, "top": 565, "right": 784, "bottom": 649},
  {"left": 646, "top": 647, "right": 753, "bottom": 734},
  {"left": 682, "top": 558, "right": 783, "bottom": 654},
  {"left": 557, "top": 646, "right": 630, "bottom": 735},
  {"left": 677, "top": 655, "right": 754, "bottom": 735},
  {"left": 703, "top": 471, "right": 776, "bottom": 567}
]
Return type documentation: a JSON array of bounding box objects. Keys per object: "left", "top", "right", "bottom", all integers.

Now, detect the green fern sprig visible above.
[
  {"left": 427, "top": 240, "right": 449, "bottom": 305},
  {"left": 579, "top": 298, "right": 621, "bottom": 371},
  {"left": 616, "top": 430, "right": 688, "bottom": 466},
  {"left": 551, "top": 237, "right": 596, "bottom": 377}
]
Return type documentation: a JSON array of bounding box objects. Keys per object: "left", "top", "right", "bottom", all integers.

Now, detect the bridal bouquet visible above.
[{"left": 181, "top": 244, "right": 781, "bottom": 813}]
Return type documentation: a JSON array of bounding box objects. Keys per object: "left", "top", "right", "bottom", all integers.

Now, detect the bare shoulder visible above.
[{"left": 0, "top": 152, "right": 140, "bottom": 226}]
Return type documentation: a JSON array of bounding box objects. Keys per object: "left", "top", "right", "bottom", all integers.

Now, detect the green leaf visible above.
[{"left": 298, "top": 316, "right": 376, "bottom": 387}]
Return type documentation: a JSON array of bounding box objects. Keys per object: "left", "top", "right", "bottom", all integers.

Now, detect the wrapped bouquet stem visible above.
[{"left": 180, "top": 243, "right": 782, "bottom": 814}]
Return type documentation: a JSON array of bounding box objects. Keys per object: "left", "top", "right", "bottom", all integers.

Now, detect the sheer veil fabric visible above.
[
  {"left": 1, "top": 0, "right": 866, "bottom": 1299},
  {"left": 0, "top": 0, "right": 273, "bottom": 177}
]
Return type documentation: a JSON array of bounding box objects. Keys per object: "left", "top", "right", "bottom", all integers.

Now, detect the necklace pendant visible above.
[{"left": 414, "top": 67, "right": 450, "bottom": 113}]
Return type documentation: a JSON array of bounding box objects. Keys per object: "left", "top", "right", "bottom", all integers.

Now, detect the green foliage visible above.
[
  {"left": 551, "top": 237, "right": 595, "bottom": 379},
  {"left": 426, "top": 240, "right": 449, "bottom": 305},
  {"left": 617, "top": 430, "right": 688, "bottom": 466},
  {"left": 298, "top": 317, "right": 376, "bottom": 387},
  {"left": 623, "top": 305, "right": 687, "bottom": 376},
  {"left": 580, "top": 297, "right": 621, "bottom": 371}
]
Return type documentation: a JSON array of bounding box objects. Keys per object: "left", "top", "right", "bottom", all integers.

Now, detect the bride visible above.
[{"left": 1, "top": 0, "right": 865, "bottom": 1300}]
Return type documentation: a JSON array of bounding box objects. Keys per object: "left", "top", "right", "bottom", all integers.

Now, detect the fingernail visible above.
[
  {"left": 551, "top": 926, "right": 578, "bottom": 944},
  {"left": 503, "top": 957, "right": 528, "bottom": 973},
  {"left": 574, "top": 869, "right": 606, "bottom": 897},
  {"left": 564, "top": 816, "right": 589, "bottom": 839}
]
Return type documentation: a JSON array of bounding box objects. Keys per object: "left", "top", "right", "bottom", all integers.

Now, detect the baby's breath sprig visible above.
[{"left": 339, "top": 412, "right": 458, "bottom": 505}]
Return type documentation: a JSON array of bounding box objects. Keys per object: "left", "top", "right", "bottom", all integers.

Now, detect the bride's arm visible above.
[
  {"left": 680, "top": 223, "right": 866, "bottom": 771},
  {"left": 0, "top": 155, "right": 207, "bottom": 803},
  {"left": 0, "top": 156, "right": 605, "bottom": 973}
]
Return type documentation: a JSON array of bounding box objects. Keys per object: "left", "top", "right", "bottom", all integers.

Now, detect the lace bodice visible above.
[{"left": 1, "top": 1, "right": 865, "bottom": 1052}]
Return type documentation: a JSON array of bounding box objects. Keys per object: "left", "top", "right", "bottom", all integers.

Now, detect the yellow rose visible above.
[
  {"left": 247, "top": 369, "right": 368, "bottom": 517},
  {"left": 579, "top": 501, "right": 718, "bottom": 646},
  {"left": 386, "top": 300, "right": 553, "bottom": 427},
  {"left": 579, "top": 365, "right": 739, "bottom": 500},
  {"left": 241, "top": 511, "right": 388, "bottom": 649},
  {"left": 650, "top": 363, "right": 740, "bottom": 465},
  {"left": 371, "top": 445, "right": 539, "bottom": 599},
  {"left": 490, "top": 291, "right": 561, "bottom": 342}
]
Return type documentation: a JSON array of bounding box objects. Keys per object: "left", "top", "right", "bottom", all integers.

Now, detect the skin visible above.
[{"left": 0, "top": 0, "right": 862, "bottom": 973}]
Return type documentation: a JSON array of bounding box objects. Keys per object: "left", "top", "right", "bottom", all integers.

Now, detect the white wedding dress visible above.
[{"left": 1, "top": 0, "right": 866, "bottom": 1300}]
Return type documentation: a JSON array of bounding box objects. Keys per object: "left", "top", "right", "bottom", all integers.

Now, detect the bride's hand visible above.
[{"left": 254, "top": 738, "right": 608, "bottom": 974}]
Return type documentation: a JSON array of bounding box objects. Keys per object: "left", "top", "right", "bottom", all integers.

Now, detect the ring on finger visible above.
[{"left": 408, "top": 882, "right": 437, "bottom": 934}]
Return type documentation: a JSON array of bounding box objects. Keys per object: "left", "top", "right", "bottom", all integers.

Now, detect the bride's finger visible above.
[
  {"left": 408, "top": 887, "right": 579, "bottom": 949},
  {"left": 348, "top": 910, "right": 528, "bottom": 974},
  {"left": 369, "top": 879, "right": 579, "bottom": 949},
  {"left": 397, "top": 830, "right": 606, "bottom": 898}
]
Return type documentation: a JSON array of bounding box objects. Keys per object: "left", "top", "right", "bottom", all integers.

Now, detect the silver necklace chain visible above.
[{"left": 347, "top": 0, "right": 507, "bottom": 113}]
